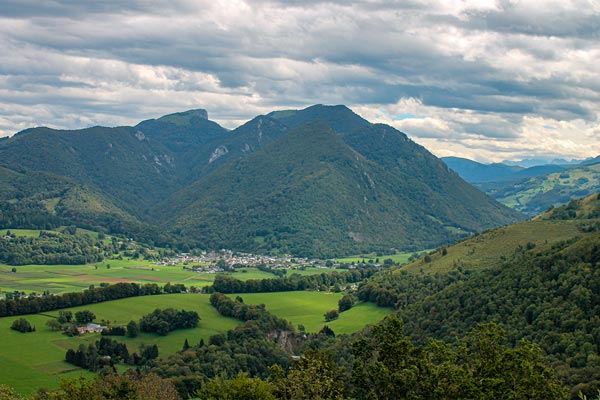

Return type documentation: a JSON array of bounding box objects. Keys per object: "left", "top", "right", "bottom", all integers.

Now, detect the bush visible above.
[
  {"left": 11, "top": 318, "right": 34, "bottom": 333},
  {"left": 324, "top": 309, "right": 339, "bottom": 322}
]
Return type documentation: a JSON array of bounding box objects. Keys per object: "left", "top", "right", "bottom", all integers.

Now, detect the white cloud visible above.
[{"left": 0, "top": 0, "right": 598, "bottom": 162}]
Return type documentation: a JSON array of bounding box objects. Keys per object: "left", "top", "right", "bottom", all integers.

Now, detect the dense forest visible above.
[{"left": 355, "top": 229, "right": 600, "bottom": 396}]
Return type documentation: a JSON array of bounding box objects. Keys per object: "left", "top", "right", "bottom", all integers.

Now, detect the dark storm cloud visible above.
[{"left": 0, "top": 0, "right": 598, "bottom": 161}]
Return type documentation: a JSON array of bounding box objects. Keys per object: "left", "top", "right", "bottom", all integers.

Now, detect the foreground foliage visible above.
[{"left": 356, "top": 198, "right": 600, "bottom": 398}]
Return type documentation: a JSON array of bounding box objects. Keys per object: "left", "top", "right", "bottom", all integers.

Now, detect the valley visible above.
[{"left": 0, "top": 105, "right": 598, "bottom": 399}]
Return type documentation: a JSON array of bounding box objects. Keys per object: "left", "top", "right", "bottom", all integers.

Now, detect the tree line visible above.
[
  {"left": 0, "top": 282, "right": 169, "bottom": 317},
  {"left": 206, "top": 267, "right": 378, "bottom": 294},
  {"left": 139, "top": 308, "right": 200, "bottom": 336}
]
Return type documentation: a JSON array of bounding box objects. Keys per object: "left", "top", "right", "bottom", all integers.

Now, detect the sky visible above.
[{"left": 0, "top": 0, "right": 599, "bottom": 163}]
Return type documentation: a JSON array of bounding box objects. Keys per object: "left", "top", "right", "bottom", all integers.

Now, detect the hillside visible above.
[
  {"left": 0, "top": 125, "right": 181, "bottom": 216},
  {"left": 444, "top": 156, "right": 600, "bottom": 216},
  {"left": 357, "top": 193, "right": 600, "bottom": 397},
  {"left": 488, "top": 164, "right": 600, "bottom": 216},
  {"left": 0, "top": 105, "right": 521, "bottom": 256},
  {"left": 0, "top": 167, "right": 155, "bottom": 240},
  {"left": 157, "top": 116, "right": 521, "bottom": 257}
]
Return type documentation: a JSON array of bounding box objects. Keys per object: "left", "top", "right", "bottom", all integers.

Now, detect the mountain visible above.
[
  {"left": 580, "top": 155, "right": 600, "bottom": 166},
  {"left": 156, "top": 106, "right": 522, "bottom": 257},
  {"left": 0, "top": 125, "right": 181, "bottom": 216},
  {"left": 441, "top": 156, "right": 522, "bottom": 183},
  {"left": 0, "top": 105, "right": 522, "bottom": 256},
  {"left": 0, "top": 166, "right": 156, "bottom": 241},
  {"left": 502, "top": 157, "right": 584, "bottom": 167},
  {"left": 267, "top": 104, "right": 371, "bottom": 132}
]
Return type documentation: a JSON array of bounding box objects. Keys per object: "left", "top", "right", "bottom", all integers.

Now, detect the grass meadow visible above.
[
  {"left": 336, "top": 250, "right": 427, "bottom": 265},
  {"left": 228, "top": 291, "right": 393, "bottom": 334},
  {"left": 0, "top": 292, "right": 392, "bottom": 395},
  {"left": 401, "top": 219, "right": 582, "bottom": 274}
]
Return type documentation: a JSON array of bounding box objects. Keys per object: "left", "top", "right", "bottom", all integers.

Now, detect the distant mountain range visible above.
[
  {"left": 443, "top": 156, "right": 600, "bottom": 216},
  {"left": 0, "top": 105, "right": 522, "bottom": 257}
]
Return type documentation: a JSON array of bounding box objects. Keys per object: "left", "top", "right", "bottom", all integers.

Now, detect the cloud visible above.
[{"left": 0, "top": 0, "right": 598, "bottom": 162}]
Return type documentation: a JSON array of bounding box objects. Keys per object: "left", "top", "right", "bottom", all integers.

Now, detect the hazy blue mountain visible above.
[{"left": 441, "top": 156, "right": 522, "bottom": 183}]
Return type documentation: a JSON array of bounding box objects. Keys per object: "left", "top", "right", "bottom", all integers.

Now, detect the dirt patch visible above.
[
  {"left": 74, "top": 274, "right": 132, "bottom": 283},
  {"left": 135, "top": 275, "right": 164, "bottom": 281}
]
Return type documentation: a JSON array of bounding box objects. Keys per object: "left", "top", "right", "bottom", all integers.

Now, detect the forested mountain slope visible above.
[
  {"left": 357, "top": 193, "right": 600, "bottom": 397},
  {"left": 157, "top": 115, "right": 521, "bottom": 257}
]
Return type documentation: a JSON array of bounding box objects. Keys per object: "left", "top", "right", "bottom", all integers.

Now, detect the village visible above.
[{"left": 155, "top": 250, "right": 335, "bottom": 273}]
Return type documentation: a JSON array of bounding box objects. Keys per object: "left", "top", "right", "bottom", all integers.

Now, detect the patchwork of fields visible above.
[{"left": 0, "top": 259, "right": 334, "bottom": 295}]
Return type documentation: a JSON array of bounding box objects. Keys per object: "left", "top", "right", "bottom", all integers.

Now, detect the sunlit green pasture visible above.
[
  {"left": 336, "top": 250, "right": 427, "bottom": 265},
  {"left": 227, "top": 291, "right": 394, "bottom": 334},
  {"left": 401, "top": 219, "right": 582, "bottom": 274}
]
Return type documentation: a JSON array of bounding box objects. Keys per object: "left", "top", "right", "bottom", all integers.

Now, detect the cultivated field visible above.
[{"left": 0, "top": 259, "right": 335, "bottom": 295}]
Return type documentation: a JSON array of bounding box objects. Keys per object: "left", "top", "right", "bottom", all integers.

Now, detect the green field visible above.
[
  {"left": 0, "top": 259, "right": 313, "bottom": 295},
  {"left": 227, "top": 291, "right": 393, "bottom": 334},
  {"left": 336, "top": 250, "right": 427, "bottom": 265},
  {"left": 0, "top": 294, "right": 240, "bottom": 394},
  {"left": 0, "top": 291, "right": 392, "bottom": 394},
  {"left": 0, "top": 228, "right": 42, "bottom": 237}
]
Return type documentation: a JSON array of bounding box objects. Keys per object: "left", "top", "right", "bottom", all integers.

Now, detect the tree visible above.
[
  {"left": 338, "top": 294, "right": 355, "bottom": 312},
  {"left": 324, "top": 309, "right": 339, "bottom": 322},
  {"left": 141, "top": 344, "right": 159, "bottom": 361},
  {"left": 10, "top": 318, "right": 34, "bottom": 333},
  {"left": 199, "top": 373, "right": 276, "bottom": 400},
  {"left": 55, "top": 372, "right": 178, "bottom": 400},
  {"left": 126, "top": 320, "right": 139, "bottom": 338},
  {"left": 351, "top": 316, "right": 568, "bottom": 399},
  {"left": 46, "top": 319, "right": 62, "bottom": 331},
  {"left": 275, "top": 350, "right": 346, "bottom": 399},
  {"left": 0, "top": 383, "right": 22, "bottom": 400},
  {"left": 75, "top": 310, "right": 95, "bottom": 324},
  {"left": 58, "top": 310, "right": 73, "bottom": 323},
  {"left": 319, "top": 325, "right": 335, "bottom": 337}
]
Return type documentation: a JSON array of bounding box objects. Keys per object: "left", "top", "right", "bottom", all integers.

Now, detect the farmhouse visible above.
[{"left": 77, "top": 323, "right": 106, "bottom": 334}]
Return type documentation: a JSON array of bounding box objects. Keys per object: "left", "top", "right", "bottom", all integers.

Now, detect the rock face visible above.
[{"left": 208, "top": 145, "right": 228, "bottom": 164}]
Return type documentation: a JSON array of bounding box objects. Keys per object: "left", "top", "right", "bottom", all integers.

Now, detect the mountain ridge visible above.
[{"left": 0, "top": 105, "right": 522, "bottom": 256}]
